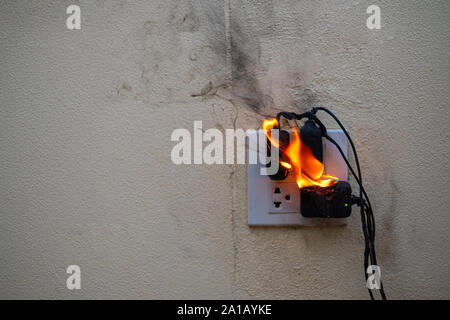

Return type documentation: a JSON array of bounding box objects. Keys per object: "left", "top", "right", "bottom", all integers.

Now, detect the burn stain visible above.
[
  {"left": 229, "top": 22, "right": 265, "bottom": 113},
  {"left": 294, "top": 88, "right": 318, "bottom": 110},
  {"left": 168, "top": 3, "right": 200, "bottom": 33},
  {"left": 117, "top": 82, "right": 132, "bottom": 96},
  {"left": 123, "top": 1, "right": 317, "bottom": 116},
  {"left": 200, "top": 4, "right": 272, "bottom": 116},
  {"left": 189, "top": 1, "right": 316, "bottom": 119},
  {"left": 192, "top": 81, "right": 215, "bottom": 97},
  {"left": 119, "top": 2, "right": 207, "bottom": 104}
]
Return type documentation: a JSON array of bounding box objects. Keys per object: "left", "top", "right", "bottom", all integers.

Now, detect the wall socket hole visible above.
[
  {"left": 285, "top": 195, "right": 290, "bottom": 201},
  {"left": 274, "top": 201, "right": 282, "bottom": 208},
  {"left": 274, "top": 187, "right": 281, "bottom": 194}
]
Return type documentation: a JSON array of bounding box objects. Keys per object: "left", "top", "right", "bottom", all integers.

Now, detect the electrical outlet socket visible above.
[
  {"left": 247, "top": 129, "right": 348, "bottom": 226},
  {"left": 270, "top": 180, "right": 300, "bottom": 213}
]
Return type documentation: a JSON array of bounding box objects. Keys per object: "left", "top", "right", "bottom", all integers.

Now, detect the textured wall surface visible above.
[{"left": 0, "top": 0, "right": 449, "bottom": 299}]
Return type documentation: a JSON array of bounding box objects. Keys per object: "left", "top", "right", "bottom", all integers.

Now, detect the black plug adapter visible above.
[
  {"left": 300, "top": 119, "right": 323, "bottom": 163},
  {"left": 301, "top": 181, "right": 352, "bottom": 218},
  {"left": 299, "top": 119, "right": 352, "bottom": 218},
  {"left": 267, "top": 129, "right": 290, "bottom": 180}
]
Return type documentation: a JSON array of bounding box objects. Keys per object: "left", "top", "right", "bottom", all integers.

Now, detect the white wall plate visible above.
[{"left": 247, "top": 129, "right": 348, "bottom": 226}]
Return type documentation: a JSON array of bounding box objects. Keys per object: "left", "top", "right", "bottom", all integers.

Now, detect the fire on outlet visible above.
[{"left": 262, "top": 118, "right": 338, "bottom": 189}]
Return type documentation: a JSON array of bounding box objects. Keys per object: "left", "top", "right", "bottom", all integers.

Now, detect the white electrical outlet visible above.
[
  {"left": 270, "top": 181, "right": 300, "bottom": 213},
  {"left": 247, "top": 129, "right": 348, "bottom": 226}
]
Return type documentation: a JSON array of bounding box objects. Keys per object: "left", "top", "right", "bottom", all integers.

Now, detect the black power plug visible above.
[
  {"left": 300, "top": 181, "right": 352, "bottom": 218},
  {"left": 267, "top": 130, "right": 290, "bottom": 180},
  {"left": 299, "top": 120, "right": 352, "bottom": 218},
  {"left": 300, "top": 119, "right": 323, "bottom": 163}
]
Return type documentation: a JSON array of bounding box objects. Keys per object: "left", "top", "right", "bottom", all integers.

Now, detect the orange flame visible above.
[
  {"left": 262, "top": 118, "right": 279, "bottom": 148},
  {"left": 263, "top": 118, "right": 338, "bottom": 188},
  {"left": 280, "top": 161, "right": 292, "bottom": 169}
]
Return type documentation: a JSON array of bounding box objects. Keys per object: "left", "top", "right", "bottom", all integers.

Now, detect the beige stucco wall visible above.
[{"left": 0, "top": 0, "right": 449, "bottom": 299}]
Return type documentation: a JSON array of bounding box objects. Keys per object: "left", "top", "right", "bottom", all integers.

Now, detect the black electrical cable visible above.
[
  {"left": 310, "top": 107, "right": 386, "bottom": 300},
  {"left": 322, "top": 126, "right": 386, "bottom": 300},
  {"left": 275, "top": 108, "right": 387, "bottom": 300},
  {"left": 324, "top": 133, "right": 386, "bottom": 300},
  {"left": 309, "top": 107, "right": 375, "bottom": 298},
  {"left": 311, "top": 107, "right": 363, "bottom": 182},
  {"left": 300, "top": 108, "right": 378, "bottom": 299}
]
